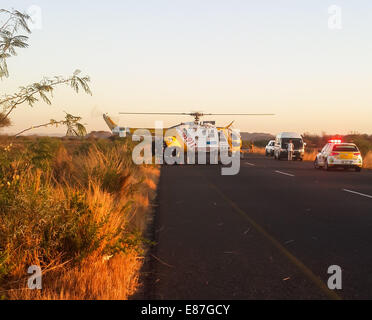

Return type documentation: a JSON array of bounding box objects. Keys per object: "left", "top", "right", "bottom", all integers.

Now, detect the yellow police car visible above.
[{"left": 314, "top": 140, "right": 363, "bottom": 172}]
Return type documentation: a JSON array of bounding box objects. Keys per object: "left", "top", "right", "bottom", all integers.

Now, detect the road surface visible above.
[{"left": 146, "top": 154, "right": 372, "bottom": 300}]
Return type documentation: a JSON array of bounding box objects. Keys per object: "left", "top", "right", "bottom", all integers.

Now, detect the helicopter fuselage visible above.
[{"left": 103, "top": 114, "right": 242, "bottom": 154}]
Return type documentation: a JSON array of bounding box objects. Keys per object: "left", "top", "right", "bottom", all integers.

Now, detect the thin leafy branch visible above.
[
  {"left": 0, "top": 9, "right": 31, "bottom": 78},
  {"left": 0, "top": 70, "right": 92, "bottom": 127},
  {"left": 13, "top": 112, "right": 87, "bottom": 137}
]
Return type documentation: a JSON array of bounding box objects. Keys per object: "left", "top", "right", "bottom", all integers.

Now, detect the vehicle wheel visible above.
[
  {"left": 355, "top": 167, "right": 362, "bottom": 172},
  {"left": 324, "top": 160, "right": 331, "bottom": 171},
  {"left": 314, "top": 159, "right": 320, "bottom": 169}
]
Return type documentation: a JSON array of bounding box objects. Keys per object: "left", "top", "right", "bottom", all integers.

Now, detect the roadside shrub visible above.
[
  {"left": 28, "top": 137, "right": 62, "bottom": 169},
  {"left": 348, "top": 136, "right": 372, "bottom": 157},
  {"left": 0, "top": 136, "right": 159, "bottom": 299}
]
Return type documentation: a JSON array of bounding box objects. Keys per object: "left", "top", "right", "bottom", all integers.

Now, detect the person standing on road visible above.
[
  {"left": 249, "top": 141, "right": 254, "bottom": 153},
  {"left": 287, "top": 140, "right": 294, "bottom": 161}
]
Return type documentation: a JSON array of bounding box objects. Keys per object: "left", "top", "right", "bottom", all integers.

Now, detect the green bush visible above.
[
  {"left": 348, "top": 136, "right": 372, "bottom": 157},
  {"left": 28, "top": 137, "right": 62, "bottom": 168}
]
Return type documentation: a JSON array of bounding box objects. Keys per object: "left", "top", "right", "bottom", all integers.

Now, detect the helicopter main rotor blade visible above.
[
  {"left": 119, "top": 112, "right": 189, "bottom": 114},
  {"left": 200, "top": 113, "right": 275, "bottom": 116},
  {"left": 119, "top": 112, "right": 275, "bottom": 116}
]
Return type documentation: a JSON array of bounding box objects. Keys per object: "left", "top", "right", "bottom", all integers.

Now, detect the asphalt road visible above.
[{"left": 148, "top": 154, "right": 372, "bottom": 300}]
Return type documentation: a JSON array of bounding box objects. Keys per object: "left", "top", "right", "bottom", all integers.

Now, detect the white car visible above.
[
  {"left": 314, "top": 140, "right": 363, "bottom": 172},
  {"left": 265, "top": 140, "right": 275, "bottom": 156}
]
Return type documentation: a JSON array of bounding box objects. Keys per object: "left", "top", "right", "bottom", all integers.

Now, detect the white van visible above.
[{"left": 274, "top": 132, "right": 305, "bottom": 161}]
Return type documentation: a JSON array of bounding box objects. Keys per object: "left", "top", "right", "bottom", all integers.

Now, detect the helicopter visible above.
[{"left": 103, "top": 111, "right": 274, "bottom": 161}]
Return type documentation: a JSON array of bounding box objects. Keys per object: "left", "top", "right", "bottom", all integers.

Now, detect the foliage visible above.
[
  {"left": 0, "top": 137, "right": 159, "bottom": 299},
  {"left": 0, "top": 70, "right": 92, "bottom": 129},
  {"left": 28, "top": 137, "right": 62, "bottom": 166},
  {"left": 0, "top": 9, "right": 31, "bottom": 79},
  {"left": 14, "top": 113, "right": 87, "bottom": 137},
  {"left": 242, "top": 139, "right": 270, "bottom": 149},
  {"left": 1, "top": 8, "right": 91, "bottom": 134}
]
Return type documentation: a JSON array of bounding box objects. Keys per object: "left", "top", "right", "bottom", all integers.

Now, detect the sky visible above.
[{"left": 1, "top": 0, "right": 372, "bottom": 135}]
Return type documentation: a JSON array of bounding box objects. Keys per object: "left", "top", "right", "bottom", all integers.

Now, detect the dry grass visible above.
[
  {"left": 363, "top": 151, "right": 372, "bottom": 169},
  {"left": 303, "top": 150, "right": 318, "bottom": 162},
  {"left": 252, "top": 146, "right": 266, "bottom": 155},
  {"left": 0, "top": 138, "right": 159, "bottom": 300},
  {"left": 9, "top": 251, "right": 141, "bottom": 300},
  {"left": 241, "top": 146, "right": 266, "bottom": 155}
]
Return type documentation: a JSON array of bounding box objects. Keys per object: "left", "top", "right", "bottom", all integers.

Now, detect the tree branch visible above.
[
  {"left": 13, "top": 121, "right": 63, "bottom": 137},
  {"left": 13, "top": 113, "right": 87, "bottom": 137},
  {"left": 0, "top": 71, "right": 91, "bottom": 126}
]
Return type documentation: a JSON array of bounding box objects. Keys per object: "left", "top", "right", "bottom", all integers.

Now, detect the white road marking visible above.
[
  {"left": 275, "top": 170, "right": 295, "bottom": 177},
  {"left": 342, "top": 189, "right": 372, "bottom": 199},
  {"left": 245, "top": 162, "right": 256, "bottom": 166}
]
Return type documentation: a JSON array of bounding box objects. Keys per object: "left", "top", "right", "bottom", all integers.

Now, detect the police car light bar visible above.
[{"left": 329, "top": 139, "right": 342, "bottom": 144}]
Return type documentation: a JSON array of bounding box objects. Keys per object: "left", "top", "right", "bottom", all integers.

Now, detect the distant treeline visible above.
[
  {"left": 242, "top": 140, "right": 269, "bottom": 149},
  {"left": 303, "top": 133, "right": 372, "bottom": 156}
]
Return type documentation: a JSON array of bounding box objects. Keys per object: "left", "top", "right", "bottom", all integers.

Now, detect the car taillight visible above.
[
  {"left": 330, "top": 152, "right": 339, "bottom": 156},
  {"left": 354, "top": 153, "right": 361, "bottom": 156}
]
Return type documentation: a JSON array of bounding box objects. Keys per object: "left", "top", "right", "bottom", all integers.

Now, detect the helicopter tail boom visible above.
[{"left": 103, "top": 114, "right": 118, "bottom": 131}]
